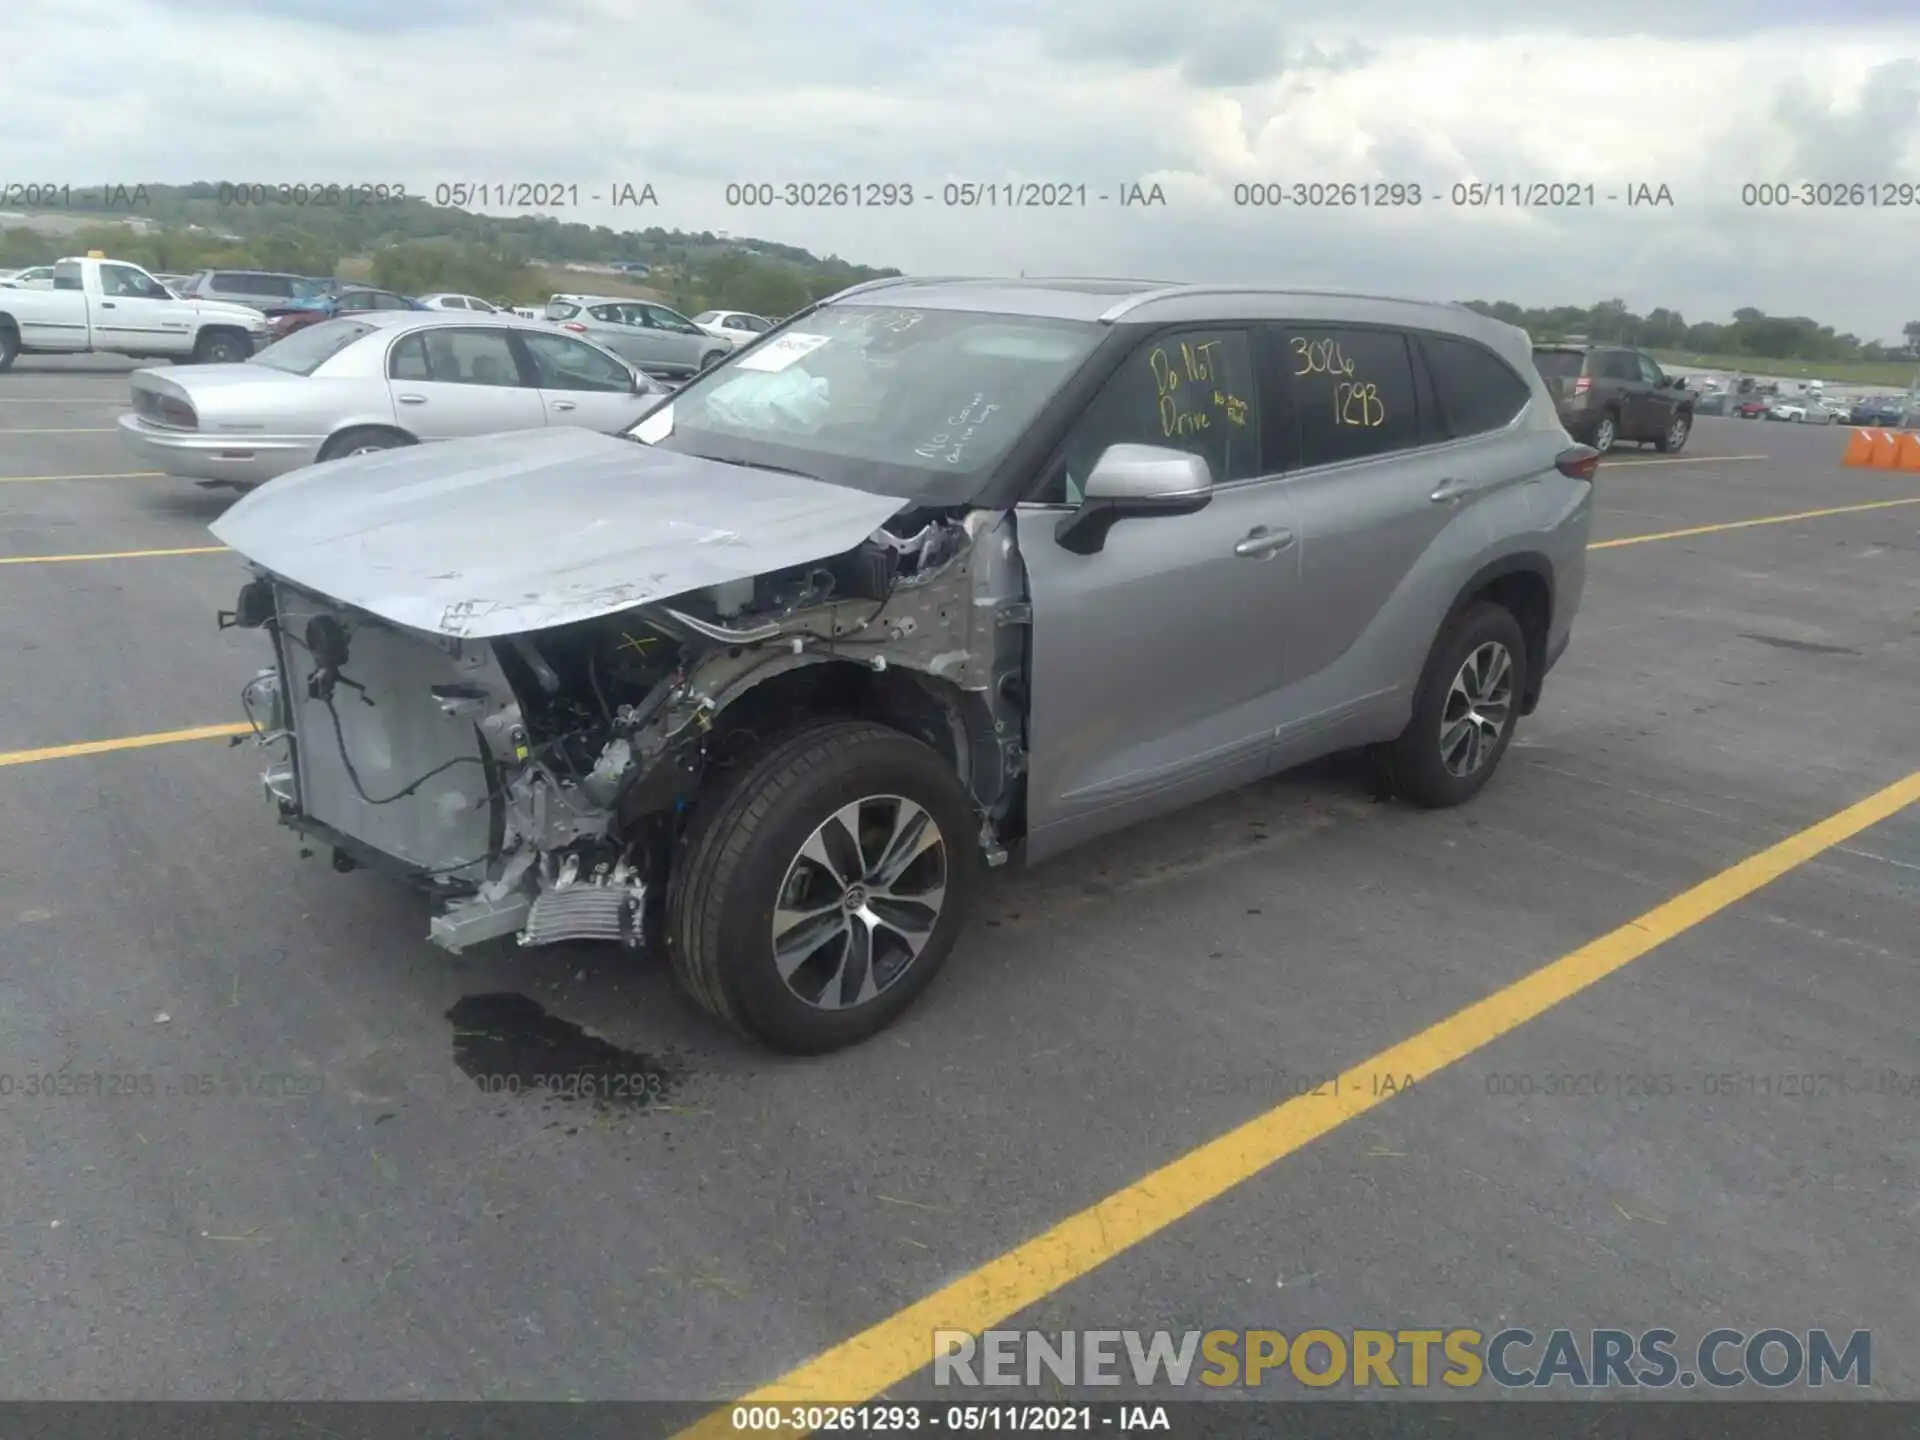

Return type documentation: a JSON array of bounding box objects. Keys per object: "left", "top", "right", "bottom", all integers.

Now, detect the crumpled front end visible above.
[{"left": 223, "top": 507, "right": 1026, "bottom": 955}]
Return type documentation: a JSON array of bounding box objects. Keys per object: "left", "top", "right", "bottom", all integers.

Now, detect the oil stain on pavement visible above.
[{"left": 447, "top": 992, "right": 678, "bottom": 1117}]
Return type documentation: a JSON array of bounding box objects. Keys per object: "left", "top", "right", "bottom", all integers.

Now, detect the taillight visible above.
[
  {"left": 1572, "top": 376, "right": 1593, "bottom": 395},
  {"left": 562, "top": 322, "right": 587, "bottom": 333},
  {"left": 1555, "top": 444, "right": 1600, "bottom": 481}
]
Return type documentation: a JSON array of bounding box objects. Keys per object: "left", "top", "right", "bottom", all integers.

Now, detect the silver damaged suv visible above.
[{"left": 210, "top": 276, "right": 1596, "bottom": 1053}]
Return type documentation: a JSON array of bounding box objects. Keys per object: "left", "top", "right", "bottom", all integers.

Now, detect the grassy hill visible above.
[{"left": 0, "top": 183, "right": 897, "bottom": 314}]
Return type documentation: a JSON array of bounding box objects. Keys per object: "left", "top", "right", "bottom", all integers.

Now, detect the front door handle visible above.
[
  {"left": 550, "top": 400, "right": 576, "bottom": 411},
  {"left": 1431, "top": 478, "right": 1473, "bottom": 503},
  {"left": 1234, "top": 526, "right": 1295, "bottom": 558},
  {"left": 99, "top": 301, "right": 116, "bottom": 309},
  {"left": 396, "top": 393, "right": 426, "bottom": 405}
]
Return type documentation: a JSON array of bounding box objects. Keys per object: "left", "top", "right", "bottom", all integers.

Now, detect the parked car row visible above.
[{"left": 0, "top": 254, "right": 777, "bottom": 382}]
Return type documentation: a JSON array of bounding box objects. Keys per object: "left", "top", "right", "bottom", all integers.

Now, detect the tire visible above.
[
  {"left": 318, "top": 426, "right": 410, "bottom": 462},
  {"left": 1654, "top": 410, "right": 1691, "bottom": 453},
  {"left": 193, "top": 329, "right": 250, "bottom": 365},
  {"left": 0, "top": 325, "right": 17, "bottom": 373},
  {"left": 1381, "top": 602, "right": 1530, "bottom": 810},
  {"left": 698, "top": 349, "right": 726, "bottom": 371},
  {"left": 1589, "top": 411, "right": 1618, "bottom": 453},
  {"left": 664, "top": 719, "right": 981, "bottom": 1054}
]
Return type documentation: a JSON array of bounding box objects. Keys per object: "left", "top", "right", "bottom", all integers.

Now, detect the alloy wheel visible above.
[
  {"left": 1439, "top": 641, "right": 1514, "bottom": 779},
  {"left": 1668, "top": 415, "right": 1689, "bottom": 448},
  {"left": 769, "top": 795, "right": 949, "bottom": 1011},
  {"left": 1592, "top": 415, "right": 1616, "bottom": 451}
]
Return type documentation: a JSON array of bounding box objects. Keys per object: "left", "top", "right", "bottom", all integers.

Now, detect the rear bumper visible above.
[{"left": 118, "top": 413, "right": 321, "bottom": 485}]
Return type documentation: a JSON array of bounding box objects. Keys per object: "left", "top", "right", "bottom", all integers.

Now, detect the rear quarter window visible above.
[
  {"left": 1419, "top": 335, "right": 1532, "bottom": 437},
  {"left": 1531, "top": 350, "right": 1586, "bottom": 381}
]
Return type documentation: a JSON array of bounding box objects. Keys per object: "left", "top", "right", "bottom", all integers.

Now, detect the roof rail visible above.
[
  {"left": 1098, "top": 284, "right": 1233, "bottom": 322},
  {"left": 1099, "top": 283, "right": 1452, "bottom": 323},
  {"left": 823, "top": 274, "right": 964, "bottom": 302}
]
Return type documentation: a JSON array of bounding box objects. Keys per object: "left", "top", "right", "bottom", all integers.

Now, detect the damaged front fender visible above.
[{"left": 230, "top": 504, "right": 1032, "bottom": 957}]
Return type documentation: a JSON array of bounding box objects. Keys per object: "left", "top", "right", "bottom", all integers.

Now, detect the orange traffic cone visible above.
[{"left": 1842, "top": 429, "right": 1880, "bottom": 467}]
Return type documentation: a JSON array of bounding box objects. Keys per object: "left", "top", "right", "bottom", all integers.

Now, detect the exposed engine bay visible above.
[{"left": 229, "top": 508, "right": 1030, "bottom": 954}]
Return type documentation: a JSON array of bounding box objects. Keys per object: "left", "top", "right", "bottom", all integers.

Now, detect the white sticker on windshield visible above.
[{"left": 734, "top": 332, "right": 831, "bottom": 372}]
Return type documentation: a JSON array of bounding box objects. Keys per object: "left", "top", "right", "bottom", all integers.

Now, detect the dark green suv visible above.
[{"left": 1532, "top": 343, "right": 1694, "bottom": 454}]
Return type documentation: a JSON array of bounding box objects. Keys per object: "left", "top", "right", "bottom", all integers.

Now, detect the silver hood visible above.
[{"left": 208, "top": 428, "right": 912, "bottom": 639}]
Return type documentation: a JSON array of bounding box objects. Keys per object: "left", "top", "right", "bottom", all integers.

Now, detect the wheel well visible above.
[
  {"left": 320, "top": 424, "right": 415, "bottom": 459},
  {"left": 706, "top": 661, "right": 970, "bottom": 782},
  {"left": 1454, "top": 565, "right": 1552, "bottom": 714}
]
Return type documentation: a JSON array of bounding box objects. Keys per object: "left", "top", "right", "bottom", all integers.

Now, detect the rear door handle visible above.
[
  {"left": 1234, "top": 526, "right": 1294, "bottom": 557},
  {"left": 1430, "top": 478, "right": 1473, "bottom": 503},
  {"left": 551, "top": 400, "right": 576, "bottom": 411},
  {"left": 396, "top": 393, "right": 426, "bottom": 405},
  {"left": 99, "top": 301, "right": 116, "bottom": 309}
]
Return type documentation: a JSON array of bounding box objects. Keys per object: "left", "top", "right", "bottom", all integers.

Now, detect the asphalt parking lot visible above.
[{"left": 2, "top": 357, "right": 1916, "bottom": 1419}]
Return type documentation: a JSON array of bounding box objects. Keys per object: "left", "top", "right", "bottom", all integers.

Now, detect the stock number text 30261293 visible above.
[{"left": 1290, "top": 336, "right": 1385, "bottom": 428}]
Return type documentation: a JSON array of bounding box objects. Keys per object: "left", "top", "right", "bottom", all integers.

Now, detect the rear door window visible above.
[
  {"left": 388, "top": 327, "right": 524, "bottom": 386},
  {"left": 1278, "top": 326, "right": 1423, "bottom": 467}
]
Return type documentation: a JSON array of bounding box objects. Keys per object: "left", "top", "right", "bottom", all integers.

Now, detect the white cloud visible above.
[{"left": 6, "top": 0, "right": 1920, "bottom": 340}]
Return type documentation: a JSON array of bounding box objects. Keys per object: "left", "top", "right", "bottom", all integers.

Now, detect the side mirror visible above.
[{"left": 1054, "top": 444, "right": 1214, "bottom": 556}]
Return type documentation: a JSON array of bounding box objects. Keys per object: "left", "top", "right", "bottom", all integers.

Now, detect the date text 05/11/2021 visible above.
[{"left": 727, "top": 1404, "right": 1174, "bottom": 1433}]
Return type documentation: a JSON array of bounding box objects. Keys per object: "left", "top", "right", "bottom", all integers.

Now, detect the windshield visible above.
[
  {"left": 250, "top": 318, "right": 377, "bottom": 375},
  {"left": 627, "top": 302, "right": 1105, "bottom": 503}
]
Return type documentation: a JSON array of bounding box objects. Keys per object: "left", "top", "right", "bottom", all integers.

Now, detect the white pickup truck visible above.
[{"left": 0, "top": 256, "right": 270, "bottom": 372}]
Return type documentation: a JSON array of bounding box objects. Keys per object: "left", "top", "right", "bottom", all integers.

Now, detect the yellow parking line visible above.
[
  {"left": 1604, "top": 454, "right": 1768, "bottom": 466},
  {"left": 0, "top": 470, "right": 163, "bottom": 483},
  {"left": 0, "top": 722, "right": 253, "bottom": 769},
  {"left": 0, "top": 545, "right": 230, "bottom": 566},
  {"left": 1591, "top": 495, "right": 1920, "bottom": 549},
  {"left": 671, "top": 769, "right": 1920, "bottom": 1433}
]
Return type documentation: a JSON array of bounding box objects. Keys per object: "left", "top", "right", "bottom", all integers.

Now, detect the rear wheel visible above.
[
  {"left": 698, "top": 349, "right": 727, "bottom": 371},
  {"left": 1589, "top": 411, "right": 1618, "bottom": 452},
  {"left": 1655, "top": 410, "right": 1691, "bottom": 453},
  {"left": 318, "top": 426, "right": 411, "bottom": 462},
  {"left": 665, "top": 720, "right": 980, "bottom": 1054},
  {"left": 1380, "top": 602, "right": 1530, "bottom": 810}
]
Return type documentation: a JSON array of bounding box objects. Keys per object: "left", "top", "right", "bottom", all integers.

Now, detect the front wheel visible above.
[
  {"left": 193, "top": 330, "right": 250, "bottom": 365},
  {"left": 0, "top": 327, "right": 17, "bottom": 373},
  {"left": 665, "top": 720, "right": 981, "bottom": 1053},
  {"left": 1655, "top": 411, "right": 1691, "bottom": 453},
  {"left": 1380, "top": 602, "right": 1530, "bottom": 810},
  {"left": 698, "top": 349, "right": 727, "bottom": 371}
]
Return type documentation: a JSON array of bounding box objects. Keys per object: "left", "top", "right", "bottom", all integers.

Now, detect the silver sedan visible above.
[
  {"left": 544, "top": 295, "right": 734, "bottom": 377},
  {"left": 118, "top": 311, "right": 667, "bottom": 490}
]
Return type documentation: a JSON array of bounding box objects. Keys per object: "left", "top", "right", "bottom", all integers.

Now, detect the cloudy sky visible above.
[{"left": 7, "top": 0, "right": 1919, "bottom": 342}]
